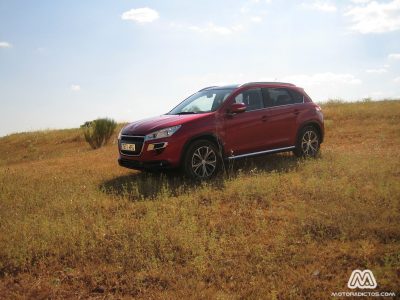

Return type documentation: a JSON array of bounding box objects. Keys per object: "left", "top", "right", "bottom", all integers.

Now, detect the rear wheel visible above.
[
  {"left": 183, "top": 140, "right": 222, "bottom": 180},
  {"left": 294, "top": 126, "right": 320, "bottom": 157}
]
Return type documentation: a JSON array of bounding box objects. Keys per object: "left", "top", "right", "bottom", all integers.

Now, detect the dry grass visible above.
[{"left": 0, "top": 100, "right": 399, "bottom": 299}]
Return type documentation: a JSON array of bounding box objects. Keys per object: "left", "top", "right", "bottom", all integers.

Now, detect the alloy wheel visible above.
[
  {"left": 191, "top": 146, "right": 217, "bottom": 178},
  {"left": 301, "top": 130, "right": 319, "bottom": 157}
]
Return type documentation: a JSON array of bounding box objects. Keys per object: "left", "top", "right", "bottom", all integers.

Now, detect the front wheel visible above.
[
  {"left": 293, "top": 126, "right": 321, "bottom": 157},
  {"left": 183, "top": 140, "right": 222, "bottom": 180}
]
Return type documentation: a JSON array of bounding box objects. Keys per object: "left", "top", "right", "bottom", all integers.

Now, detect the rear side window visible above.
[
  {"left": 262, "top": 88, "right": 298, "bottom": 107},
  {"left": 235, "top": 88, "right": 264, "bottom": 111},
  {"left": 289, "top": 90, "right": 305, "bottom": 104}
]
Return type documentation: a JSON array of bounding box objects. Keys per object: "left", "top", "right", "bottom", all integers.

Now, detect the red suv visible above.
[{"left": 118, "top": 82, "right": 324, "bottom": 179}]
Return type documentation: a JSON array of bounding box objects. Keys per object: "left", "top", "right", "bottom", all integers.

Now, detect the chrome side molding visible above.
[{"left": 228, "top": 146, "right": 296, "bottom": 160}]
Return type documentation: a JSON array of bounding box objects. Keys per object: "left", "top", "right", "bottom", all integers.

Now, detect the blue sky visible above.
[{"left": 0, "top": 0, "right": 399, "bottom": 136}]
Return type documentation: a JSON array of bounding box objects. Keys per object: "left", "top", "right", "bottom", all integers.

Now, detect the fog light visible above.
[{"left": 147, "top": 142, "right": 168, "bottom": 151}]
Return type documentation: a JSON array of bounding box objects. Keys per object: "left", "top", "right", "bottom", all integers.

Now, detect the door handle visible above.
[
  {"left": 293, "top": 109, "right": 300, "bottom": 115},
  {"left": 261, "top": 115, "right": 268, "bottom": 122}
]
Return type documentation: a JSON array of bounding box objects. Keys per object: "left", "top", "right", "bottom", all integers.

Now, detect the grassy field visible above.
[{"left": 0, "top": 100, "right": 399, "bottom": 299}]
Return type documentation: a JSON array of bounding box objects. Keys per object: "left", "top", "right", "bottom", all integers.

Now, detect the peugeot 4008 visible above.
[{"left": 118, "top": 82, "right": 324, "bottom": 179}]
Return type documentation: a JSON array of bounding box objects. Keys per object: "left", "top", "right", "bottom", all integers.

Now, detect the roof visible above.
[
  {"left": 240, "top": 81, "right": 296, "bottom": 87},
  {"left": 199, "top": 82, "right": 296, "bottom": 92}
]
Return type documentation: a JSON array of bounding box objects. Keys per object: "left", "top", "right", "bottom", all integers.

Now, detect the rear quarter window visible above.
[{"left": 289, "top": 89, "right": 305, "bottom": 104}]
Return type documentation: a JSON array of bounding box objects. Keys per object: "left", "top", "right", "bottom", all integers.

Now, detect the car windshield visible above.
[{"left": 167, "top": 89, "right": 233, "bottom": 115}]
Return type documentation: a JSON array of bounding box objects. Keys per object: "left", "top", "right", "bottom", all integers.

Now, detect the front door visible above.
[{"left": 222, "top": 88, "right": 268, "bottom": 157}]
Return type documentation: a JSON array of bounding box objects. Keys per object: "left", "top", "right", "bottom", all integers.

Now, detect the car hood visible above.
[{"left": 122, "top": 113, "right": 213, "bottom": 135}]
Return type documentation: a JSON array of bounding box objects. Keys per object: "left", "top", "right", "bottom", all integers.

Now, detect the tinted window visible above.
[
  {"left": 263, "top": 88, "right": 294, "bottom": 107},
  {"left": 235, "top": 88, "right": 264, "bottom": 111},
  {"left": 261, "top": 88, "right": 273, "bottom": 107},
  {"left": 290, "top": 90, "right": 304, "bottom": 104}
]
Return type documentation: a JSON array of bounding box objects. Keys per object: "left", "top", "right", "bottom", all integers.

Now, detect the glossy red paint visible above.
[{"left": 118, "top": 82, "right": 324, "bottom": 171}]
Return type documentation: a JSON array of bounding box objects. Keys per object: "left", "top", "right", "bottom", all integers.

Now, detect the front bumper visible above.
[{"left": 118, "top": 135, "right": 185, "bottom": 170}]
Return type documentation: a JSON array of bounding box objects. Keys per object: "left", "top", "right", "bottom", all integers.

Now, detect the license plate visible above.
[{"left": 121, "top": 143, "right": 136, "bottom": 151}]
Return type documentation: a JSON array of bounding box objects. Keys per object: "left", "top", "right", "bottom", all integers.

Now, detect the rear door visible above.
[{"left": 261, "top": 87, "right": 304, "bottom": 148}]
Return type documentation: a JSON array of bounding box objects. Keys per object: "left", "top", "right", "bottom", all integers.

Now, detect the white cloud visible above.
[
  {"left": 240, "top": 0, "right": 271, "bottom": 14},
  {"left": 250, "top": 16, "right": 263, "bottom": 22},
  {"left": 345, "top": 0, "right": 400, "bottom": 34},
  {"left": 0, "top": 41, "right": 12, "bottom": 48},
  {"left": 394, "top": 76, "right": 400, "bottom": 83},
  {"left": 365, "top": 68, "right": 387, "bottom": 74},
  {"left": 301, "top": 1, "right": 337, "bottom": 13},
  {"left": 250, "top": 0, "right": 272, "bottom": 3},
  {"left": 121, "top": 7, "right": 159, "bottom": 23},
  {"left": 189, "top": 22, "right": 243, "bottom": 35},
  {"left": 240, "top": 6, "right": 250, "bottom": 14},
  {"left": 231, "top": 24, "right": 245, "bottom": 32},
  {"left": 351, "top": 0, "right": 371, "bottom": 3},
  {"left": 388, "top": 53, "right": 400, "bottom": 60},
  {"left": 70, "top": 85, "right": 81, "bottom": 92},
  {"left": 282, "top": 72, "right": 362, "bottom": 86}
]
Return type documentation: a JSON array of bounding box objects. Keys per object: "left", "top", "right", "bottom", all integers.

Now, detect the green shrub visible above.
[{"left": 82, "top": 118, "right": 117, "bottom": 149}]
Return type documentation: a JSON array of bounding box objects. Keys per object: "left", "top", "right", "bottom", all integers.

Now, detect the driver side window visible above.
[{"left": 234, "top": 88, "right": 264, "bottom": 111}]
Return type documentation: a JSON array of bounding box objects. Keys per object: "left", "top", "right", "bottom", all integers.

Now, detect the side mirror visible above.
[{"left": 230, "top": 103, "right": 246, "bottom": 114}]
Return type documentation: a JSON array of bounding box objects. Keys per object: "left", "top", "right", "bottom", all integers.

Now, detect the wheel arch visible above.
[{"left": 180, "top": 132, "right": 225, "bottom": 164}]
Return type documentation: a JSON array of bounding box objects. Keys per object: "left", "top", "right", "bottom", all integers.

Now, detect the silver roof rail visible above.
[{"left": 198, "top": 86, "right": 218, "bottom": 92}]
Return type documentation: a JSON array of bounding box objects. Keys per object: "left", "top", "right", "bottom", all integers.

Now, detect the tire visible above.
[
  {"left": 183, "top": 139, "right": 222, "bottom": 180},
  {"left": 293, "top": 126, "right": 321, "bottom": 158}
]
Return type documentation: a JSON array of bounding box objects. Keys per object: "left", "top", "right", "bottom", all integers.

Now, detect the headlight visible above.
[{"left": 145, "top": 125, "right": 181, "bottom": 141}]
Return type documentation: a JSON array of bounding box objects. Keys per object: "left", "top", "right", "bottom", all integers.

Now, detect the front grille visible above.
[{"left": 120, "top": 135, "right": 145, "bottom": 156}]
